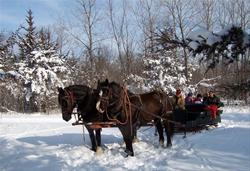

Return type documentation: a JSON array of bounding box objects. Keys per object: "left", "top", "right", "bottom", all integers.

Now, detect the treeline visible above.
[{"left": 0, "top": 0, "right": 250, "bottom": 113}]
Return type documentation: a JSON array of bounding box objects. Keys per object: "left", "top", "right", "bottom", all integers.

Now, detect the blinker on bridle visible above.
[{"left": 98, "top": 86, "right": 123, "bottom": 109}]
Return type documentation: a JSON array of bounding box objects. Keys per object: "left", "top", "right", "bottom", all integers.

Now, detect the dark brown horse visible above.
[
  {"left": 96, "top": 79, "right": 174, "bottom": 156},
  {"left": 58, "top": 85, "right": 105, "bottom": 153}
]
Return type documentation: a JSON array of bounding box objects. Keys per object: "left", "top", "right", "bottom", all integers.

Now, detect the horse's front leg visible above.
[
  {"left": 95, "top": 128, "right": 102, "bottom": 146},
  {"left": 86, "top": 126, "right": 97, "bottom": 151},
  {"left": 95, "top": 128, "right": 103, "bottom": 154},
  {"left": 155, "top": 119, "right": 164, "bottom": 147},
  {"left": 133, "top": 125, "right": 139, "bottom": 143},
  {"left": 118, "top": 125, "right": 134, "bottom": 157}
]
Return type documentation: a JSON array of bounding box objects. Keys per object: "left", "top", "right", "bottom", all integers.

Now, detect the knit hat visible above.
[{"left": 176, "top": 89, "right": 181, "bottom": 95}]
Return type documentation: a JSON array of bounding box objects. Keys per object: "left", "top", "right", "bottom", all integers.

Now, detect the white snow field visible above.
[{"left": 0, "top": 106, "right": 249, "bottom": 171}]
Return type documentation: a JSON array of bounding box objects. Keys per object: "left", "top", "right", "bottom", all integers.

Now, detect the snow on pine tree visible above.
[
  {"left": 186, "top": 26, "right": 250, "bottom": 69},
  {"left": 16, "top": 49, "right": 69, "bottom": 111},
  {"left": 127, "top": 27, "right": 196, "bottom": 94},
  {"left": 143, "top": 50, "right": 188, "bottom": 94},
  {"left": 6, "top": 9, "right": 71, "bottom": 112},
  {"left": 127, "top": 49, "right": 194, "bottom": 94}
]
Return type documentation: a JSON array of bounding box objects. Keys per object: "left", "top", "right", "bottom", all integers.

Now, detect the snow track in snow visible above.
[{"left": 0, "top": 106, "right": 249, "bottom": 171}]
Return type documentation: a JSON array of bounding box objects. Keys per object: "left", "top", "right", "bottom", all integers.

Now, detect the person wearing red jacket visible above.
[{"left": 206, "top": 91, "right": 220, "bottom": 119}]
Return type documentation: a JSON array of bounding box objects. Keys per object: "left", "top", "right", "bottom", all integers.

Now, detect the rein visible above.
[{"left": 101, "top": 86, "right": 131, "bottom": 126}]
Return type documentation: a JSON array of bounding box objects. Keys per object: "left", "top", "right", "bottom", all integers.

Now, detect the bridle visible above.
[
  {"left": 61, "top": 88, "right": 76, "bottom": 113},
  {"left": 98, "top": 86, "right": 121, "bottom": 110},
  {"left": 97, "top": 85, "right": 131, "bottom": 125}
]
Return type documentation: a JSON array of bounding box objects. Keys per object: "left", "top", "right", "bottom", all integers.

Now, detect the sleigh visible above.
[
  {"left": 72, "top": 103, "right": 223, "bottom": 133},
  {"left": 172, "top": 103, "right": 223, "bottom": 133}
]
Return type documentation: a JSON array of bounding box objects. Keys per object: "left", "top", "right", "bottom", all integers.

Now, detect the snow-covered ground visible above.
[{"left": 0, "top": 106, "right": 249, "bottom": 171}]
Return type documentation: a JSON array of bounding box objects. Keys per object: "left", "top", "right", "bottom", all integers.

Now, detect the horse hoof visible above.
[
  {"left": 167, "top": 143, "right": 172, "bottom": 148},
  {"left": 133, "top": 138, "right": 139, "bottom": 143},
  {"left": 124, "top": 149, "right": 134, "bottom": 157},
  {"left": 95, "top": 147, "right": 103, "bottom": 155},
  {"left": 159, "top": 140, "right": 164, "bottom": 147}
]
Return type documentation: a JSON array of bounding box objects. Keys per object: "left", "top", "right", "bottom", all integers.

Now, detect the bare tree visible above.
[
  {"left": 199, "top": 0, "right": 216, "bottom": 31},
  {"left": 133, "top": 0, "right": 162, "bottom": 57},
  {"left": 107, "top": 0, "right": 136, "bottom": 80},
  {"left": 64, "top": 0, "right": 104, "bottom": 86},
  {"left": 163, "top": 0, "right": 199, "bottom": 82}
]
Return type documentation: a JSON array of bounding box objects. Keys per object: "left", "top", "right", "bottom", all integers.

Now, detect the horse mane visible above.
[
  {"left": 64, "top": 85, "right": 91, "bottom": 99},
  {"left": 108, "top": 81, "right": 135, "bottom": 96}
]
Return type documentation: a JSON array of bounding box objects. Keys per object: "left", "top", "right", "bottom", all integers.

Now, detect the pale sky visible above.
[{"left": 0, "top": 0, "right": 73, "bottom": 31}]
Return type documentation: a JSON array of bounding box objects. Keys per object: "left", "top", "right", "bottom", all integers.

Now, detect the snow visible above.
[
  {"left": 0, "top": 106, "right": 249, "bottom": 171},
  {"left": 187, "top": 26, "right": 250, "bottom": 51},
  {"left": 187, "top": 28, "right": 220, "bottom": 47},
  {"left": 0, "top": 68, "right": 5, "bottom": 74}
]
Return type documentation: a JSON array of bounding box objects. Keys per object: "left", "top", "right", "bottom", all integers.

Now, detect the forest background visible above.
[{"left": 0, "top": 0, "right": 249, "bottom": 113}]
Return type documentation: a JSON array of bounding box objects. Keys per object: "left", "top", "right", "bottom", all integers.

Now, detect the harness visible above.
[
  {"left": 99, "top": 86, "right": 131, "bottom": 125},
  {"left": 62, "top": 89, "right": 76, "bottom": 113},
  {"left": 99, "top": 86, "right": 173, "bottom": 124}
]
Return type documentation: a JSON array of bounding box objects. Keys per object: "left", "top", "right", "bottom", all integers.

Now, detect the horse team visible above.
[{"left": 58, "top": 79, "right": 175, "bottom": 157}]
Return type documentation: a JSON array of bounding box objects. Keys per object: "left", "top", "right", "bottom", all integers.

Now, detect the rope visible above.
[
  {"left": 123, "top": 86, "right": 133, "bottom": 136},
  {"left": 72, "top": 111, "right": 86, "bottom": 144}
]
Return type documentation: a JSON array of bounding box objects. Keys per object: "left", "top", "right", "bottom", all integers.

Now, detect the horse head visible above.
[
  {"left": 58, "top": 85, "right": 90, "bottom": 121},
  {"left": 96, "top": 79, "right": 123, "bottom": 115}
]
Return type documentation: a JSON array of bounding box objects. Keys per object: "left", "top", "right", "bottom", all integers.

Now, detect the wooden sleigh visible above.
[{"left": 72, "top": 103, "right": 223, "bottom": 134}]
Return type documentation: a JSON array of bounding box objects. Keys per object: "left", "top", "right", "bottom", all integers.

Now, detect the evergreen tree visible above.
[
  {"left": 127, "top": 27, "right": 195, "bottom": 94},
  {"left": 2, "top": 9, "right": 71, "bottom": 112},
  {"left": 18, "top": 9, "right": 37, "bottom": 63},
  {"left": 186, "top": 26, "right": 250, "bottom": 69}
]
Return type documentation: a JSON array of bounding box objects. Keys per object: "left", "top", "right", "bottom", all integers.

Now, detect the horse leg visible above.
[
  {"left": 118, "top": 125, "right": 134, "bottom": 157},
  {"left": 133, "top": 126, "right": 139, "bottom": 143},
  {"left": 164, "top": 121, "right": 174, "bottom": 148},
  {"left": 86, "top": 126, "right": 97, "bottom": 151},
  {"left": 95, "top": 128, "right": 102, "bottom": 146},
  {"left": 155, "top": 119, "right": 164, "bottom": 147},
  {"left": 95, "top": 128, "right": 103, "bottom": 154}
]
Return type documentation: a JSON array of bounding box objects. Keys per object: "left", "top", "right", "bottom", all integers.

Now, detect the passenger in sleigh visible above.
[
  {"left": 185, "top": 92, "right": 194, "bottom": 105},
  {"left": 204, "top": 91, "right": 222, "bottom": 120},
  {"left": 193, "top": 94, "right": 203, "bottom": 104},
  {"left": 185, "top": 93, "right": 207, "bottom": 112},
  {"left": 174, "top": 89, "right": 185, "bottom": 110}
]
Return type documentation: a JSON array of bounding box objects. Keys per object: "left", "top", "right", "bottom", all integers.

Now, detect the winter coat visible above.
[
  {"left": 207, "top": 96, "right": 220, "bottom": 105},
  {"left": 185, "top": 96, "right": 193, "bottom": 105},
  {"left": 174, "top": 95, "right": 185, "bottom": 110}
]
